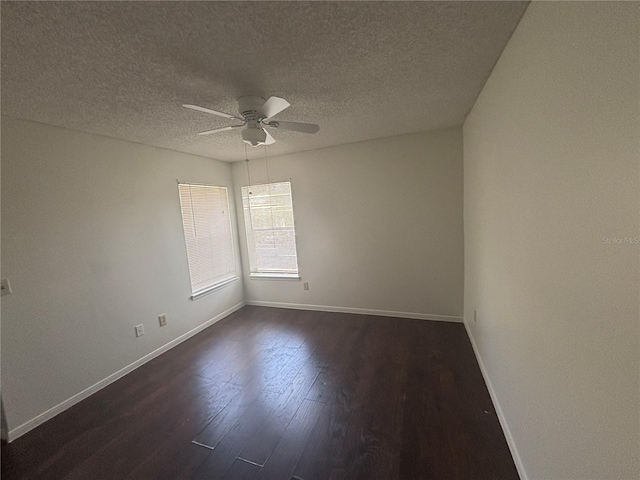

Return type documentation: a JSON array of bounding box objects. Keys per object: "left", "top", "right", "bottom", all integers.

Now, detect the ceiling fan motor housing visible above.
[
  {"left": 238, "top": 96, "right": 268, "bottom": 145},
  {"left": 237, "top": 96, "right": 265, "bottom": 121}
]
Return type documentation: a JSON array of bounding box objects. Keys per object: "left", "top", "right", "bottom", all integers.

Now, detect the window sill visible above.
[
  {"left": 249, "top": 273, "right": 300, "bottom": 281},
  {"left": 190, "top": 276, "right": 239, "bottom": 300}
]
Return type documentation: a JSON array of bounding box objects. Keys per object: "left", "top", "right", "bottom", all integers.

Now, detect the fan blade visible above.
[
  {"left": 263, "top": 129, "right": 276, "bottom": 145},
  {"left": 197, "top": 126, "right": 234, "bottom": 135},
  {"left": 183, "top": 104, "right": 240, "bottom": 120},
  {"left": 257, "top": 96, "right": 290, "bottom": 120},
  {"left": 268, "top": 120, "right": 319, "bottom": 134}
]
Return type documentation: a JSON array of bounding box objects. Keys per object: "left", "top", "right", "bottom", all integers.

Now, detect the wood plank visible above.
[
  {"left": 292, "top": 333, "right": 378, "bottom": 480},
  {"left": 191, "top": 389, "right": 280, "bottom": 478},
  {"left": 239, "top": 362, "right": 321, "bottom": 466},
  {"left": 255, "top": 399, "right": 325, "bottom": 480},
  {"left": 192, "top": 385, "right": 275, "bottom": 450},
  {"left": 1, "top": 307, "right": 518, "bottom": 480},
  {"left": 124, "top": 438, "right": 211, "bottom": 480},
  {"left": 222, "top": 458, "right": 262, "bottom": 480}
]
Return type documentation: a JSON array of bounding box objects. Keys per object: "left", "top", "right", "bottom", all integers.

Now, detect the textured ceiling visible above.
[{"left": 1, "top": 1, "right": 528, "bottom": 162}]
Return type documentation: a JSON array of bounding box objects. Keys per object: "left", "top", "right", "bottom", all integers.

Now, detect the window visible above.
[
  {"left": 241, "top": 181, "right": 299, "bottom": 278},
  {"left": 178, "top": 183, "right": 237, "bottom": 298}
]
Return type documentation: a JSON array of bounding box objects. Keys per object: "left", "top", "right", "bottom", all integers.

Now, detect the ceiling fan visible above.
[{"left": 183, "top": 96, "right": 320, "bottom": 147}]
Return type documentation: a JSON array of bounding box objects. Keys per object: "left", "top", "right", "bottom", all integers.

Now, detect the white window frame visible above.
[
  {"left": 178, "top": 183, "right": 238, "bottom": 299},
  {"left": 241, "top": 181, "right": 300, "bottom": 280}
]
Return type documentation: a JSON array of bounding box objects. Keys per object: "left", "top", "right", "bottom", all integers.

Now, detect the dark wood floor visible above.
[{"left": 2, "top": 306, "right": 518, "bottom": 479}]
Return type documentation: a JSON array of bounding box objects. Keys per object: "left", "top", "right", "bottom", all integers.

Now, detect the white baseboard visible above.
[
  {"left": 463, "top": 320, "right": 528, "bottom": 480},
  {"left": 245, "top": 300, "right": 463, "bottom": 323},
  {"left": 6, "top": 301, "right": 245, "bottom": 442}
]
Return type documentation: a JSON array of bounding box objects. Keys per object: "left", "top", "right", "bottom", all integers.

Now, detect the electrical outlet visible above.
[
  {"left": 158, "top": 314, "right": 167, "bottom": 327},
  {"left": 303, "top": 282, "right": 309, "bottom": 291},
  {"left": 1, "top": 279, "right": 12, "bottom": 296},
  {"left": 135, "top": 324, "right": 145, "bottom": 337},
  {"left": 474, "top": 309, "right": 477, "bottom": 323}
]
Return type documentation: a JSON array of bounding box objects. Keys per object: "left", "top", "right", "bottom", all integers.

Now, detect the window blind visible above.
[
  {"left": 241, "top": 181, "right": 299, "bottom": 274},
  {"left": 178, "top": 184, "right": 236, "bottom": 294}
]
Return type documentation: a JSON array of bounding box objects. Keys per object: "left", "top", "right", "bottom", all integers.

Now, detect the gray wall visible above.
[
  {"left": 232, "top": 128, "right": 464, "bottom": 321},
  {"left": 463, "top": 3, "right": 639, "bottom": 478},
  {"left": 1, "top": 117, "right": 245, "bottom": 436}
]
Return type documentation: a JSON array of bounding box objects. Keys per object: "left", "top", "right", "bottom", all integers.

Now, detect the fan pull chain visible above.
[
  {"left": 265, "top": 145, "right": 277, "bottom": 248},
  {"left": 243, "top": 143, "right": 256, "bottom": 239},
  {"left": 264, "top": 144, "right": 271, "bottom": 186},
  {"left": 245, "top": 143, "right": 252, "bottom": 194}
]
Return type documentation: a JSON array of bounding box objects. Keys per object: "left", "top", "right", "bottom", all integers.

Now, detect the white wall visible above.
[
  {"left": 232, "top": 128, "right": 464, "bottom": 321},
  {"left": 1, "top": 117, "right": 244, "bottom": 436},
  {"left": 463, "top": 3, "right": 639, "bottom": 479}
]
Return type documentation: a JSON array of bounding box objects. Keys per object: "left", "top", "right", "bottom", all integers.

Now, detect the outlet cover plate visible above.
[
  {"left": 135, "top": 324, "right": 145, "bottom": 337},
  {"left": 159, "top": 314, "right": 167, "bottom": 327}
]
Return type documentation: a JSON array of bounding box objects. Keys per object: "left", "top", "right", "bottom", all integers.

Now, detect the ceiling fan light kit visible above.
[
  {"left": 241, "top": 128, "right": 267, "bottom": 146},
  {"left": 182, "top": 95, "right": 320, "bottom": 147}
]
